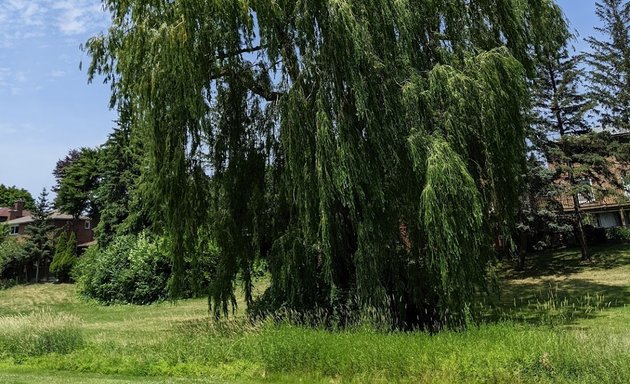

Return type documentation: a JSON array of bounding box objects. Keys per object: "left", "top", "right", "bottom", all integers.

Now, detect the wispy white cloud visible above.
[
  {"left": 0, "top": 67, "right": 28, "bottom": 93},
  {"left": 0, "top": 67, "right": 10, "bottom": 87},
  {"left": 0, "top": 1, "right": 108, "bottom": 91},
  {"left": 50, "top": 69, "right": 67, "bottom": 78},
  {"left": 0, "top": 123, "right": 18, "bottom": 135},
  {"left": 0, "top": 1, "right": 108, "bottom": 46},
  {"left": 54, "top": 1, "right": 107, "bottom": 36},
  {"left": 15, "top": 71, "right": 27, "bottom": 82},
  {"left": 0, "top": 122, "right": 33, "bottom": 135}
]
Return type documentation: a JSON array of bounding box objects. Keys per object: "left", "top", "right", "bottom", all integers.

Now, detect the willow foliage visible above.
[{"left": 86, "top": 0, "right": 567, "bottom": 329}]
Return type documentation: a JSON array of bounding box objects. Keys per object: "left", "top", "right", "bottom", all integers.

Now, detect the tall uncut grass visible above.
[
  {"left": 0, "top": 242, "right": 628, "bottom": 384},
  {"left": 0, "top": 311, "right": 84, "bottom": 357},
  {"left": 22, "top": 305, "right": 627, "bottom": 383}
]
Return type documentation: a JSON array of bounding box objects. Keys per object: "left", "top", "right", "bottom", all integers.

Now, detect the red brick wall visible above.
[
  {"left": 52, "top": 219, "right": 95, "bottom": 245},
  {"left": 15, "top": 218, "right": 95, "bottom": 245}
]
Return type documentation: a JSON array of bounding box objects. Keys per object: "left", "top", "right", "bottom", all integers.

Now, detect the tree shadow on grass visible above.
[
  {"left": 503, "top": 244, "right": 630, "bottom": 280},
  {"left": 482, "top": 279, "right": 630, "bottom": 326},
  {"left": 483, "top": 245, "right": 630, "bottom": 326}
]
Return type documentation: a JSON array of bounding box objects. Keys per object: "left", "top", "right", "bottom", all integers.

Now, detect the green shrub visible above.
[
  {"left": 0, "top": 311, "right": 84, "bottom": 357},
  {"left": 73, "top": 232, "right": 171, "bottom": 304},
  {"left": 0, "top": 236, "right": 27, "bottom": 283},
  {"left": 606, "top": 226, "right": 630, "bottom": 243},
  {"left": 50, "top": 232, "right": 77, "bottom": 283}
]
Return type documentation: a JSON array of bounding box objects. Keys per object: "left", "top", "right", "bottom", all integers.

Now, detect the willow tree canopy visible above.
[{"left": 86, "top": 0, "right": 567, "bottom": 329}]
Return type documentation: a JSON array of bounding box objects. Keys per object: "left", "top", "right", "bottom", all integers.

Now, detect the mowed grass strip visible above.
[{"left": 0, "top": 245, "right": 628, "bottom": 383}]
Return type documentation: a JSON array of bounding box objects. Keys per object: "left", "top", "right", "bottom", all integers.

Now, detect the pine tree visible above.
[
  {"left": 585, "top": 0, "right": 630, "bottom": 132},
  {"left": 531, "top": 42, "right": 618, "bottom": 260},
  {"left": 50, "top": 231, "right": 77, "bottom": 283},
  {"left": 516, "top": 154, "right": 572, "bottom": 269},
  {"left": 94, "top": 123, "right": 146, "bottom": 246},
  {"left": 25, "top": 188, "right": 54, "bottom": 282},
  {"left": 85, "top": 0, "right": 570, "bottom": 329}
]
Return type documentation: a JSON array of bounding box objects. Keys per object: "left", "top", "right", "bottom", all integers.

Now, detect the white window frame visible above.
[
  {"left": 84, "top": 220, "right": 91, "bottom": 230},
  {"left": 9, "top": 225, "right": 19, "bottom": 235}
]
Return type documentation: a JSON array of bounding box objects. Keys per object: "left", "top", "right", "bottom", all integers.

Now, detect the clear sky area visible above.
[{"left": 0, "top": 0, "right": 605, "bottom": 198}]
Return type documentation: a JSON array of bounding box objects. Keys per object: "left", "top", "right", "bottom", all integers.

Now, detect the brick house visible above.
[
  {"left": 556, "top": 134, "right": 630, "bottom": 229},
  {"left": 558, "top": 173, "right": 630, "bottom": 229},
  {"left": 2, "top": 200, "right": 96, "bottom": 249},
  {"left": 0, "top": 200, "right": 31, "bottom": 223}
]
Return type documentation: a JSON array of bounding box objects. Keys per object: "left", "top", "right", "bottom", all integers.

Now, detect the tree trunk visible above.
[
  {"left": 517, "top": 231, "right": 527, "bottom": 271},
  {"left": 35, "top": 257, "right": 40, "bottom": 283},
  {"left": 572, "top": 193, "right": 589, "bottom": 260}
]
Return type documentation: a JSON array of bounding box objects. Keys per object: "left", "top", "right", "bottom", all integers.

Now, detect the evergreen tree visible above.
[
  {"left": 94, "top": 120, "right": 150, "bottom": 247},
  {"left": 531, "top": 43, "right": 617, "bottom": 260},
  {"left": 85, "top": 0, "right": 570, "bottom": 329},
  {"left": 585, "top": 0, "right": 630, "bottom": 132},
  {"left": 25, "top": 188, "right": 54, "bottom": 282},
  {"left": 50, "top": 231, "right": 77, "bottom": 283},
  {"left": 515, "top": 154, "right": 572, "bottom": 269}
]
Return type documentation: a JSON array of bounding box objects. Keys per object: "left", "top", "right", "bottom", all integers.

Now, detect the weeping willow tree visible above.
[{"left": 86, "top": 0, "right": 568, "bottom": 329}]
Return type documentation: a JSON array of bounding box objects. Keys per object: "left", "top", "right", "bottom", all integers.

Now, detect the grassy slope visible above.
[{"left": 0, "top": 245, "right": 628, "bottom": 383}]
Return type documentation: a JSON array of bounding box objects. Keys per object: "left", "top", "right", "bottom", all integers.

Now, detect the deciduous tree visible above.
[
  {"left": 0, "top": 185, "right": 35, "bottom": 211},
  {"left": 53, "top": 148, "right": 101, "bottom": 219}
]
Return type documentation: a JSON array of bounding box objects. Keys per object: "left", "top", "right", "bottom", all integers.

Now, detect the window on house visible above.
[
  {"left": 9, "top": 226, "right": 19, "bottom": 235},
  {"left": 577, "top": 178, "right": 594, "bottom": 205},
  {"left": 623, "top": 175, "right": 630, "bottom": 199},
  {"left": 84, "top": 220, "right": 91, "bottom": 230},
  {"left": 596, "top": 212, "right": 621, "bottom": 228}
]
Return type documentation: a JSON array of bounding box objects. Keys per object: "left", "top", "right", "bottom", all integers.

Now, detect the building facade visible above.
[{"left": 2, "top": 200, "right": 95, "bottom": 248}]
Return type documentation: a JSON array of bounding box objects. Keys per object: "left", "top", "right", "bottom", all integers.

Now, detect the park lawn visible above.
[{"left": 0, "top": 245, "right": 628, "bottom": 383}]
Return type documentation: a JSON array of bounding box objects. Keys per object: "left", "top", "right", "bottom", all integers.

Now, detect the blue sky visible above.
[
  {"left": 0, "top": 0, "right": 603, "bottom": 198},
  {"left": 0, "top": 0, "right": 113, "bottom": 199}
]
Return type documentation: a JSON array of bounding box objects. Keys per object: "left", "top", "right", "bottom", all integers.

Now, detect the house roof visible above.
[
  {"left": 0, "top": 207, "right": 32, "bottom": 219},
  {"left": 5, "top": 210, "right": 89, "bottom": 225}
]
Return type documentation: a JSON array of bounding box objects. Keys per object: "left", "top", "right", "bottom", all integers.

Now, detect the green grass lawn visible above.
[{"left": 0, "top": 245, "right": 628, "bottom": 383}]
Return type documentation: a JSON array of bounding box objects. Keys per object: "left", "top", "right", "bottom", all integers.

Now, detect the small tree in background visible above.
[
  {"left": 516, "top": 154, "right": 573, "bottom": 270},
  {"left": 25, "top": 188, "right": 54, "bottom": 282},
  {"left": 0, "top": 235, "right": 27, "bottom": 283},
  {"left": 53, "top": 147, "right": 101, "bottom": 219},
  {"left": 0, "top": 184, "right": 35, "bottom": 211},
  {"left": 50, "top": 231, "right": 77, "bottom": 283},
  {"left": 1, "top": 224, "right": 28, "bottom": 283}
]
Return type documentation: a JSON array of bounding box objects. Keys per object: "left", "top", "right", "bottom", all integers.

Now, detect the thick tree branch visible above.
[{"left": 216, "top": 45, "right": 265, "bottom": 60}]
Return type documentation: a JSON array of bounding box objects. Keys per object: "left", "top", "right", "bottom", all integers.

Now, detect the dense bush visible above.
[
  {"left": 0, "top": 236, "right": 27, "bottom": 284},
  {"left": 50, "top": 231, "right": 77, "bottom": 283},
  {"left": 606, "top": 226, "right": 630, "bottom": 243},
  {"left": 73, "top": 232, "right": 171, "bottom": 304}
]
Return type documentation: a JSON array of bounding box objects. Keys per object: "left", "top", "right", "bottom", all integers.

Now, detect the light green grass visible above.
[
  {"left": 0, "top": 245, "right": 628, "bottom": 383},
  {"left": 0, "top": 311, "right": 84, "bottom": 357}
]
